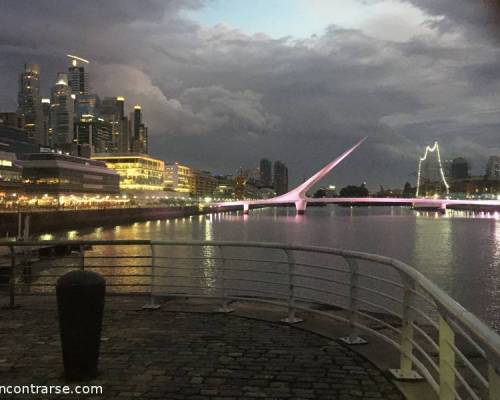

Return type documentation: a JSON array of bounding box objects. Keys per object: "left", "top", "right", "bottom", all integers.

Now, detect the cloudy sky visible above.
[{"left": 1, "top": 0, "right": 500, "bottom": 189}]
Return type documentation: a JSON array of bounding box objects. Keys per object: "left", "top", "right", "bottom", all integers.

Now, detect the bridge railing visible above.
[{"left": 0, "top": 239, "right": 499, "bottom": 400}]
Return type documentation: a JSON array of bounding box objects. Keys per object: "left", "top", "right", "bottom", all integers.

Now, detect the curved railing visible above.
[{"left": 0, "top": 239, "right": 499, "bottom": 399}]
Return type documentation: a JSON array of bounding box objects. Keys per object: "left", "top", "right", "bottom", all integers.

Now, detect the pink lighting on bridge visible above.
[{"left": 215, "top": 138, "right": 500, "bottom": 215}]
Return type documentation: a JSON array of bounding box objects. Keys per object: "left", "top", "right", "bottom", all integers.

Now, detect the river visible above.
[{"left": 37, "top": 206, "right": 500, "bottom": 330}]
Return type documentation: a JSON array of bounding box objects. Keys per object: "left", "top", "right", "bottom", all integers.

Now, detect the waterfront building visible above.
[
  {"left": 0, "top": 112, "right": 24, "bottom": 129},
  {"left": 92, "top": 153, "right": 164, "bottom": 192},
  {"left": 450, "top": 157, "right": 469, "bottom": 180},
  {"left": 50, "top": 73, "right": 74, "bottom": 149},
  {"left": 17, "top": 63, "right": 44, "bottom": 145},
  {"left": 449, "top": 177, "right": 500, "bottom": 199},
  {"left": 21, "top": 153, "right": 119, "bottom": 195},
  {"left": 0, "top": 151, "right": 23, "bottom": 193},
  {"left": 273, "top": 160, "right": 288, "bottom": 195},
  {"left": 67, "top": 55, "right": 89, "bottom": 96},
  {"left": 74, "top": 114, "right": 113, "bottom": 154},
  {"left": 486, "top": 156, "right": 500, "bottom": 181},
  {"left": 189, "top": 170, "right": 217, "bottom": 199},
  {"left": 259, "top": 158, "right": 272, "bottom": 187},
  {"left": 164, "top": 162, "right": 192, "bottom": 195},
  {"left": 129, "top": 105, "right": 148, "bottom": 154},
  {"left": 0, "top": 125, "right": 39, "bottom": 157}
]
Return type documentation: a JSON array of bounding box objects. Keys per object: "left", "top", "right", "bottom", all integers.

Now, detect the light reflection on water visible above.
[{"left": 37, "top": 206, "right": 500, "bottom": 330}]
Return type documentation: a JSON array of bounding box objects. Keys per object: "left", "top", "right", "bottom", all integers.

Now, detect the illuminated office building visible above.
[
  {"left": 164, "top": 162, "right": 192, "bottom": 194},
  {"left": 129, "top": 105, "right": 148, "bottom": 154},
  {"left": 189, "top": 170, "right": 217, "bottom": 198},
  {"left": 50, "top": 73, "right": 74, "bottom": 148},
  {"left": 67, "top": 55, "right": 89, "bottom": 96},
  {"left": 17, "top": 63, "right": 44, "bottom": 144},
  {"left": 74, "top": 114, "right": 113, "bottom": 154},
  {"left": 99, "top": 96, "right": 126, "bottom": 152},
  {"left": 92, "top": 153, "right": 164, "bottom": 191},
  {"left": 41, "top": 98, "right": 51, "bottom": 146},
  {"left": 22, "top": 153, "right": 119, "bottom": 195}
]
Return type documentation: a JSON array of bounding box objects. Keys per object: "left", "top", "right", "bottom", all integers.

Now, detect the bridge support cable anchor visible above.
[
  {"left": 389, "top": 276, "right": 423, "bottom": 381},
  {"left": 339, "top": 257, "right": 367, "bottom": 345},
  {"left": 281, "top": 249, "right": 303, "bottom": 324},
  {"left": 217, "top": 246, "right": 234, "bottom": 313},
  {"left": 142, "top": 244, "right": 160, "bottom": 310}
]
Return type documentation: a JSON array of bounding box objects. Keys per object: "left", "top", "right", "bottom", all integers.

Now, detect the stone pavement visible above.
[{"left": 0, "top": 296, "right": 404, "bottom": 400}]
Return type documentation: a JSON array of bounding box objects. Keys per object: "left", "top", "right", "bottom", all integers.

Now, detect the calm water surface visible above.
[{"left": 42, "top": 206, "right": 500, "bottom": 330}]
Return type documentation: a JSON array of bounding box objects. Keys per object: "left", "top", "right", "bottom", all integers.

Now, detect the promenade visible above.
[{"left": 0, "top": 296, "right": 406, "bottom": 400}]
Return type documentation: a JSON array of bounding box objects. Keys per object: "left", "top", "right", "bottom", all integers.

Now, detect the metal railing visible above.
[{"left": 0, "top": 239, "right": 499, "bottom": 400}]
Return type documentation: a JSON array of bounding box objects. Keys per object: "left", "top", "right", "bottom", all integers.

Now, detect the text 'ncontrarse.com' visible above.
[{"left": 0, "top": 385, "right": 103, "bottom": 396}]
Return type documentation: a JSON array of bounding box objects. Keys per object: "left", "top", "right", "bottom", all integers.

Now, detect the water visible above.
[{"left": 39, "top": 206, "right": 500, "bottom": 330}]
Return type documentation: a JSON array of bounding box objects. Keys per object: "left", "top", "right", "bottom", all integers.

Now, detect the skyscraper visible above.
[
  {"left": 67, "top": 55, "right": 89, "bottom": 96},
  {"left": 259, "top": 158, "right": 272, "bottom": 187},
  {"left": 273, "top": 161, "right": 288, "bottom": 195},
  {"left": 450, "top": 157, "right": 469, "bottom": 180},
  {"left": 41, "top": 98, "right": 51, "bottom": 147},
  {"left": 99, "top": 96, "right": 125, "bottom": 152},
  {"left": 17, "top": 63, "right": 44, "bottom": 144},
  {"left": 50, "top": 73, "right": 74, "bottom": 148},
  {"left": 486, "top": 156, "right": 500, "bottom": 180},
  {"left": 129, "top": 105, "right": 148, "bottom": 154}
]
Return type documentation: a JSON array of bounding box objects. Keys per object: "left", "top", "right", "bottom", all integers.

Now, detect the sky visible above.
[{"left": 1, "top": 0, "right": 500, "bottom": 189}]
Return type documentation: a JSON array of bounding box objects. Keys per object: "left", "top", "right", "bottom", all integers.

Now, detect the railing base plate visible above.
[
  {"left": 281, "top": 317, "right": 304, "bottom": 324},
  {"left": 217, "top": 307, "right": 235, "bottom": 313},
  {"left": 142, "top": 304, "right": 161, "bottom": 310},
  {"left": 338, "top": 336, "right": 368, "bottom": 345},
  {"left": 388, "top": 369, "right": 424, "bottom": 381}
]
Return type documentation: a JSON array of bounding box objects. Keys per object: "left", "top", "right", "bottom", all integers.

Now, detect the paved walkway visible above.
[{"left": 0, "top": 297, "right": 404, "bottom": 400}]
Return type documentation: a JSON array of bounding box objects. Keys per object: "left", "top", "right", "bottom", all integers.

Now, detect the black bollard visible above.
[{"left": 56, "top": 270, "right": 106, "bottom": 381}]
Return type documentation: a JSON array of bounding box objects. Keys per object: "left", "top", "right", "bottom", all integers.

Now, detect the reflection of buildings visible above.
[
  {"left": 92, "top": 153, "right": 164, "bottom": 192},
  {"left": 22, "top": 153, "right": 119, "bottom": 195}
]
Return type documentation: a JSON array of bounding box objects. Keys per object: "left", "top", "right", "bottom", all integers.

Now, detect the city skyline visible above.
[{"left": 2, "top": 1, "right": 500, "bottom": 187}]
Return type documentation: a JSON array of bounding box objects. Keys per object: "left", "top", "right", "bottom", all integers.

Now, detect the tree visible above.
[{"left": 339, "top": 185, "right": 369, "bottom": 197}]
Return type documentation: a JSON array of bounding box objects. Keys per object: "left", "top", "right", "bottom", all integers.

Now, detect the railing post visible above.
[
  {"left": 6, "top": 245, "right": 17, "bottom": 309},
  {"left": 339, "top": 257, "right": 367, "bottom": 344},
  {"left": 488, "top": 363, "right": 500, "bottom": 400},
  {"left": 439, "top": 315, "right": 456, "bottom": 400},
  {"left": 281, "top": 249, "right": 303, "bottom": 324},
  {"left": 217, "top": 245, "right": 234, "bottom": 313},
  {"left": 79, "top": 245, "right": 85, "bottom": 271},
  {"left": 389, "top": 277, "right": 422, "bottom": 380},
  {"left": 142, "top": 244, "right": 160, "bottom": 310}
]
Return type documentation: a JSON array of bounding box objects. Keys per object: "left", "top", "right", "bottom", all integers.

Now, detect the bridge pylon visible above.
[{"left": 295, "top": 200, "right": 307, "bottom": 215}]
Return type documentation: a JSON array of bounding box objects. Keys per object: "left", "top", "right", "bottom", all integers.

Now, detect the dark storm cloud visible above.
[{"left": 1, "top": 0, "right": 500, "bottom": 188}]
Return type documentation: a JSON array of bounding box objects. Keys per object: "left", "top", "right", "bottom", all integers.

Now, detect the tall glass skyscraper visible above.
[
  {"left": 50, "top": 73, "right": 74, "bottom": 148},
  {"left": 67, "top": 55, "right": 89, "bottom": 96},
  {"left": 17, "top": 63, "right": 44, "bottom": 144}
]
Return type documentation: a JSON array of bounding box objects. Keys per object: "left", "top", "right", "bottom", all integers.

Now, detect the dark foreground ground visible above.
[{"left": 0, "top": 296, "right": 405, "bottom": 400}]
